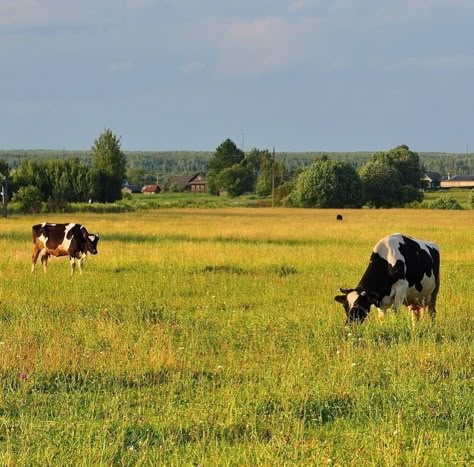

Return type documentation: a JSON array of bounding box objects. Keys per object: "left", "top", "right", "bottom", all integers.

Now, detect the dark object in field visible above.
[
  {"left": 336, "top": 214, "right": 343, "bottom": 221},
  {"left": 334, "top": 233, "right": 440, "bottom": 325},
  {"left": 31, "top": 222, "right": 100, "bottom": 275}
]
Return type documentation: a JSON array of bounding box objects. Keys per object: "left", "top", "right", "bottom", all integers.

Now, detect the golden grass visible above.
[{"left": 0, "top": 208, "right": 472, "bottom": 464}]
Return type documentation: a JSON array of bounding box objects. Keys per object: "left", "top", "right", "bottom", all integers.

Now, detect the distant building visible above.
[
  {"left": 141, "top": 184, "right": 162, "bottom": 194},
  {"left": 440, "top": 174, "right": 474, "bottom": 189},
  {"left": 121, "top": 184, "right": 142, "bottom": 194},
  {"left": 186, "top": 172, "right": 207, "bottom": 192},
  {"left": 421, "top": 172, "right": 441, "bottom": 189},
  {"left": 168, "top": 172, "right": 207, "bottom": 192}
]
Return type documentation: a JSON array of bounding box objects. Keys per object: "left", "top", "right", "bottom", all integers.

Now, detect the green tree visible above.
[
  {"left": 385, "top": 145, "right": 423, "bottom": 188},
  {"left": 13, "top": 186, "right": 43, "bottom": 214},
  {"left": 126, "top": 167, "right": 147, "bottom": 186},
  {"left": 91, "top": 129, "right": 127, "bottom": 203},
  {"left": 216, "top": 165, "right": 256, "bottom": 197},
  {"left": 207, "top": 139, "right": 245, "bottom": 195},
  {"left": 359, "top": 159, "right": 402, "bottom": 208},
  {"left": 360, "top": 145, "right": 423, "bottom": 207},
  {"left": 291, "top": 159, "right": 363, "bottom": 208}
]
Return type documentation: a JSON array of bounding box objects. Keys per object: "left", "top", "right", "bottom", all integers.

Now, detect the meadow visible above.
[{"left": 0, "top": 208, "right": 472, "bottom": 465}]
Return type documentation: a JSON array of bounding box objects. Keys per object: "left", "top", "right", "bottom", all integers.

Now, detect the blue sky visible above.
[{"left": 1, "top": 0, "right": 474, "bottom": 152}]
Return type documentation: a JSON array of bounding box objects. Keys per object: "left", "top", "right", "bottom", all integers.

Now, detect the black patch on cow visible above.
[
  {"left": 357, "top": 253, "right": 404, "bottom": 305},
  {"left": 398, "top": 235, "right": 439, "bottom": 293}
]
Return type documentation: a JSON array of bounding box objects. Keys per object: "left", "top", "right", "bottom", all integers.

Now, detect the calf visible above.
[
  {"left": 335, "top": 233, "right": 440, "bottom": 324},
  {"left": 32, "top": 222, "right": 99, "bottom": 275}
]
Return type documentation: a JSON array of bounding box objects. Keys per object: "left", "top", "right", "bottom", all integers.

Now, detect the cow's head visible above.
[
  {"left": 334, "top": 287, "right": 379, "bottom": 325},
  {"left": 82, "top": 229, "right": 100, "bottom": 255}
]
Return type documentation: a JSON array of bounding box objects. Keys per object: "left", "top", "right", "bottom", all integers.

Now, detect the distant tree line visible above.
[
  {"left": 1, "top": 149, "right": 474, "bottom": 180},
  {"left": 5, "top": 129, "right": 126, "bottom": 213},
  {"left": 1, "top": 129, "right": 473, "bottom": 212}
]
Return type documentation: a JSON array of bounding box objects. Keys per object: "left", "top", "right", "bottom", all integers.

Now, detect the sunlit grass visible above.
[{"left": 0, "top": 208, "right": 472, "bottom": 464}]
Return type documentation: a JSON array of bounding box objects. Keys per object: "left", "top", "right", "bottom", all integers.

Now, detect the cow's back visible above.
[
  {"left": 374, "top": 233, "right": 440, "bottom": 306},
  {"left": 32, "top": 222, "right": 78, "bottom": 252}
]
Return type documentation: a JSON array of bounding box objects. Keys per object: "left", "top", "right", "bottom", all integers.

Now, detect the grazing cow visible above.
[
  {"left": 32, "top": 222, "right": 99, "bottom": 275},
  {"left": 334, "top": 233, "right": 440, "bottom": 325},
  {"left": 336, "top": 214, "right": 343, "bottom": 221}
]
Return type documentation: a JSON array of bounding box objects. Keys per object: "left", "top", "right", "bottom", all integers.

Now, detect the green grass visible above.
[
  {"left": 0, "top": 209, "right": 473, "bottom": 465},
  {"left": 423, "top": 189, "right": 473, "bottom": 209}
]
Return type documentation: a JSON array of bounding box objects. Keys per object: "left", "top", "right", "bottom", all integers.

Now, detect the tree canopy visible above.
[
  {"left": 291, "top": 158, "right": 364, "bottom": 208},
  {"left": 359, "top": 145, "right": 423, "bottom": 207},
  {"left": 91, "top": 129, "right": 127, "bottom": 203},
  {"left": 207, "top": 139, "right": 245, "bottom": 195}
]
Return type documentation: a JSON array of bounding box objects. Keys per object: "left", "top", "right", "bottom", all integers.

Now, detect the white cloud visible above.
[{"left": 216, "top": 17, "right": 315, "bottom": 77}]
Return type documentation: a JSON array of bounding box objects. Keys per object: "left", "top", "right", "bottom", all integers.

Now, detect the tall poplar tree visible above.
[{"left": 91, "top": 129, "right": 127, "bottom": 202}]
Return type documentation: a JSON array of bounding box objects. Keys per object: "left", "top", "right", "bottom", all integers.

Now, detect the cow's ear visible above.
[
  {"left": 334, "top": 295, "right": 346, "bottom": 304},
  {"left": 339, "top": 288, "right": 353, "bottom": 294}
]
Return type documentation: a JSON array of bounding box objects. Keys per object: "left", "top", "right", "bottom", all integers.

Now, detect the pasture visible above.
[{"left": 0, "top": 208, "right": 473, "bottom": 465}]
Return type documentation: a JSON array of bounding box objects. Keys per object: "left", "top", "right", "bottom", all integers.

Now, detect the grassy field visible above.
[
  {"left": 422, "top": 189, "right": 473, "bottom": 209},
  {"left": 0, "top": 209, "right": 473, "bottom": 465}
]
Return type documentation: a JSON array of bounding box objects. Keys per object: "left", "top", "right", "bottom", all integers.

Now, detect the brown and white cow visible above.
[
  {"left": 32, "top": 222, "right": 99, "bottom": 275},
  {"left": 335, "top": 233, "right": 440, "bottom": 325}
]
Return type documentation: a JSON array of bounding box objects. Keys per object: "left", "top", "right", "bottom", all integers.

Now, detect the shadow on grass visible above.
[{"left": 0, "top": 368, "right": 222, "bottom": 394}]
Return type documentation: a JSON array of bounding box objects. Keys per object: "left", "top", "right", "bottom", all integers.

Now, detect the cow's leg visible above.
[
  {"left": 40, "top": 251, "right": 49, "bottom": 273},
  {"left": 427, "top": 285, "right": 439, "bottom": 320},
  {"left": 70, "top": 256, "right": 76, "bottom": 276},
  {"left": 377, "top": 308, "right": 386, "bottom": 323},
  {"left": 31, "top": 244, "right": 42, "bottom": 272},
  {"left": 78, "top": 254, "right": 87, "bottom": 274},
  {"left": 392, "top": 280, "right": 408, "bottom": 312}
]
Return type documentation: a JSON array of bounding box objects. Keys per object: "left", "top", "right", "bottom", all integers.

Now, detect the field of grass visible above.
[
  {"left": 422, "top": 189, "right": 473, "bottom": 209},
  {"left": 0, "top": 208, "right": 473, "bottom": 465}
]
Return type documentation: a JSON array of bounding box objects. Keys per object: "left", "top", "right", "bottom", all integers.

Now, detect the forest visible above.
[{"left": 1, "top": 149, "right": 474, "bottom": 179}]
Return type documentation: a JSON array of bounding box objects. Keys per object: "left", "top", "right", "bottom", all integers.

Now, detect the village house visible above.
[
  {"left": 121, "top": 184, "right": 142, "bottom": 194},
  {"left": 141, "top": 184, "right": 162, "bottom": 194},
  {"left": 168, "top": 172, "right": 207, "bottom": 192},
  {"left": 440, "top": 174, "right": 474, "bottom": 189},
  {"left": 421, "top": 172, "right": 441, "bottom": 189}
]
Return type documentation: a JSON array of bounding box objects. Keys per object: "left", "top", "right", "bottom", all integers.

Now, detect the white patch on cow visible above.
[
  {"left": 38, "top": 233, "right": 48, "bottom": 246},
  {"left": 347, "top": 291, "right": 359, "bottom": 309},
  {"left": 56, "top": 223, "right": 76, "bottom": 253},
  {"left": 373, "top": 233, "right": 405, "bottom": 267},
  {"left": 88, "top": 235, "right": 95, "bottom": 241},
  {"left": 405, "top": 273, "right": 436, "bottom": 305},
  {"left": 391, "top": 279, "right": 409, "bottom": 310},
  {"left": 374, "top": 233, "right": 438, "bottom": 268}
]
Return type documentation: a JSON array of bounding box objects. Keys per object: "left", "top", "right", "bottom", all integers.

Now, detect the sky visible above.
[{"left": 1, "top": 0, "right": 474, "bottom": 153}]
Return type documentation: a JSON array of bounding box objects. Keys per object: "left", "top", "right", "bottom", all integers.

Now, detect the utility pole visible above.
[
  {"left": 271, "top": 146, "right": 275, "bottom": 208},
  {"left": 1, "top": 176, "right": 8, "bottom": 218}
]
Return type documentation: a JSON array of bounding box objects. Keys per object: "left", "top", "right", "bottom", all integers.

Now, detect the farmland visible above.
[{"left": 0, "top": 208, "right": 473, "bottom": 465}]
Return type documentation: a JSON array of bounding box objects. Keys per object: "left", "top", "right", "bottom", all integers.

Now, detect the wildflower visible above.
[{"left": 19, "top": 372, "right": 28, "bottom": 381}]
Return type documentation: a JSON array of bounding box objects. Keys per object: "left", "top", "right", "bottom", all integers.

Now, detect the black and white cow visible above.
[
  {"left": 32, "top": 222, "right": 99, "bottom": 275},
  {"left": 335, "top": 233, "right": 440, "bottom": 324}
]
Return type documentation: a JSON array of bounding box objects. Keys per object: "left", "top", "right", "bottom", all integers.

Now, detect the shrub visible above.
[
  {"left": 12, "top": 186, "right": 43, "bottom": 214},
  {"left": 428, "top": 196, "right": 463, "bottom": 210},
  {"left": 469, "top": 190, "right": 474, "bottom": 209}
]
